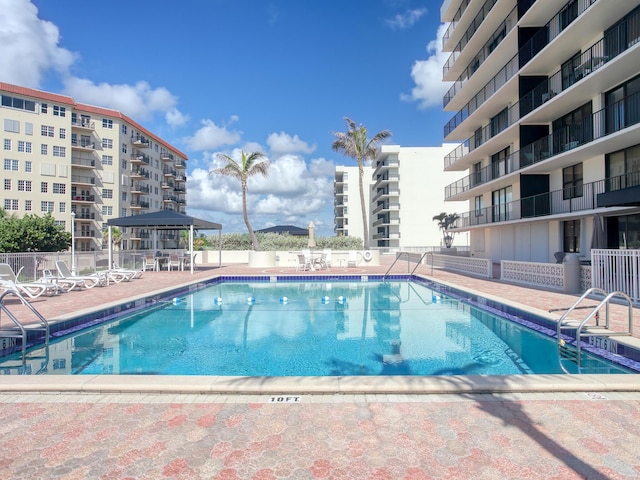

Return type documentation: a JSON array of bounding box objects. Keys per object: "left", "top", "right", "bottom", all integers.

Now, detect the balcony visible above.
[
  {"left": 130, "top": 167, "right": 150, "bottom": 179},
  {"left": 71, "top": 157, "right": 96, "bottom": 169},
  {"left": 131, "top": 183, "right": 150, "bottom": 194},
  {"left": 161, "top": 181, "right": 175, "bottom": 190},
  {"left": 71, "top": 118, "right": 95, "bottom": 130},
  {"left": 445, "top": 90, "right": 640, "bottom": 199},
  {"left": 71, "top": 175, "right": 95, "bottom": 186},
  {"left": 372, "top": 202, "right": 400, "bottom": 215},
  {"left": 442, "top": 0, "right": 472, "bottom": 49},
  {"left": 163, "top": 168, "right": 176, "bottom": 177},
  {"left": 174, "top": 159, "right": 187, "bottom": 169},
  {"left": 160, "top": 151, "right": 174, "bottom": 162},
  {"left": 456, "top": 171, "right": 640, "bottom": 228},
  {"left": 75, "top": 229, "right": 97, "bottom": 239},
  {"left": 72, "top": 194, "right": 95, "bottom": 203},
  {"left": 372, "top": 188, "right": 400, "bottom": 203},
  {"left": 163, "top": 195, "right": 178, "bottom": 203},
  {"left": 71, "top": 139, "right": 95, "bottom": 150},
  {"left": 72, "top": 211, "right": 96, "bottom": 220},
  {"left": 130, "top": 153, "right": 150, "bottom": 165},
  {"left": 130, "top": 200, "right": 150, "bottom": 209},
  {"left": 131, "top": 134, "right": 150, "bottom": 148},
  {"left": 444, "top": 0, "right": 601, "bottom": 138}
]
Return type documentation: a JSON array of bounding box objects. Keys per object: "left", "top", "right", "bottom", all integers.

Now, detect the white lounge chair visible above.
[
  {"left": 0, "top": 263, "right": 59, "bottom": 299},
  {"left": 55, "top": 261, "right": 106, "bottom": 289},
  {"left": 112, "top": 262, "right": 143, "bottom": 279}
]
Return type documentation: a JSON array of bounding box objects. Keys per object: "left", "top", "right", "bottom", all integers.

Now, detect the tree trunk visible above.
[
  {"left": 242, "top": 185, "right": 260, "bottom": 251},
  {"left": 358, "top": 161, "right": 369, "bottom": 249}
]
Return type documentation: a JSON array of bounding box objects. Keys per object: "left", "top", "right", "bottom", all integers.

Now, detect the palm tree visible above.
[
  {"left": 331, "top": 117, "right": 391, "bottom": 249},
  {"left": 211, "top": 150, "right": 269, "bottom": 251},
  {"left": 432, "top": 212, "right": 460, "bottom": 248},
  {"left": 103, "top": 226, "right": 123, "bottom": 250}
]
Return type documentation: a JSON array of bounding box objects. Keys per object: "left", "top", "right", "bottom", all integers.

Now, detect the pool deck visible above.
[{"left": 2, "top": 260, "right": 640, "bottom": 478}]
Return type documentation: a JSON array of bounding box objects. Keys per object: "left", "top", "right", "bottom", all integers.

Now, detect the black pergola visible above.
[{"left": 106, "top": 210, "right": 222, "bottom": 273}]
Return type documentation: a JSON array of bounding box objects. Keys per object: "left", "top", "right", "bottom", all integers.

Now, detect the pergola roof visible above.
[
  {"left": 106, "top": 210, "right": 221, "bottom": 230},
  {"left": 256, "top": 225, "right": 308, "bottom": 236}
]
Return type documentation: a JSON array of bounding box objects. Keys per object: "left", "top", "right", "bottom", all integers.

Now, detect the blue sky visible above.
[{"left": 1, "top": 0, "right": 453, "bottom": 237}]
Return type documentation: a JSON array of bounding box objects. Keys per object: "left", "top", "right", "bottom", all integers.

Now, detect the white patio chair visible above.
[{"left": 0, "top": 263, "right": 59, "bottom": 299}]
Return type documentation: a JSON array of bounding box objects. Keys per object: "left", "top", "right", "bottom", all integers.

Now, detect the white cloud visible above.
[
  {"left": 63, "top": 77, "right": 180, "bottom": 121},
  {"left": 184, "top": 119, "right": 242, "bottom": 151},
  {"left": 385, "top": 8, "right": 427, "bottom": 30},
  {"left": 402, "top": 23, "right": 452, "bottom": 109},
  {"left": 266, "top": 132, "right": 316, "bottom": 156},
  {"left": 0, "top": 0, "right": 76, "bottom": 87},
  {"left": 186, "top": 143, "right": 335, "bottom": 229},
  {"left": 165, "top": 107, "right": 189, "bottom": 128}
]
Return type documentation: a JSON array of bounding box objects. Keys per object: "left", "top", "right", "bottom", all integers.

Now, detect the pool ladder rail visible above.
[
  {"left": 0, "top": 288, "right": 50, "bottom": 360},
  {"left": 383, "top": 251, "right": 434, "bottom": 281},
  {"left": 555, "top": 287, "right": 634, "bottom": 372}
]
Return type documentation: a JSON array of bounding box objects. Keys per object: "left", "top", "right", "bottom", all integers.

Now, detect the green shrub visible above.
[{"left": 214, "top": 232, "right": 363, "bottom": 251}]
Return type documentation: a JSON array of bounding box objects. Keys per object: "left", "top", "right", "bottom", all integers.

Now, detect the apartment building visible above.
[
  {"left": 1, "top": 82, "right": 187, "bottom": 252},
  {"left": 334, "top": 146, "right": 465, "bottom": 250},
  {"left": 441, "top": 0, "right": 640, "bottom": 263},
  {"left": 371, "top": 145, "right": 466, "bottom": 251},
  {"left": 334, "top": 165, "right": 372, "bottom": 241}
]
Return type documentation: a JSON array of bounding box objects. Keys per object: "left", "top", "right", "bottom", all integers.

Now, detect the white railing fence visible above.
[
  {"left": 592, "top": 249, "right": 640, "bottom": 303},
  {"left": 427, "top": 253, "right": 493, "bottom": 278},
  {"left": 501, "top": 260, "right": 564, "bottom": 291}
]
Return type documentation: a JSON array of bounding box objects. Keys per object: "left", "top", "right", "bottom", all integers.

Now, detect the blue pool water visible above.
[{"left": 2, "top": 280, "right": 634, "bottom": 376}]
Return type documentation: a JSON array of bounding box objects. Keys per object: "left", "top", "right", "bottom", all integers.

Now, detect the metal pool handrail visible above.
[{"left": 383, "top": 251, "right": 433, "bottom": 281}]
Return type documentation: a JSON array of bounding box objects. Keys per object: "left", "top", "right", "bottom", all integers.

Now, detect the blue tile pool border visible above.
[{"left": 3, "top": 274, "right": 640, "bottom": 373}]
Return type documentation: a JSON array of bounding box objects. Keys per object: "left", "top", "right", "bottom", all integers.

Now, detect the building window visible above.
[
  {"left": 606, "top": 143, "right": 640, "bottom": 191},
  {"left": 121, "top": 159, "right": 127, "bottom": 170},
  {"left": 4, "top": 179, "right": 11, "bottom": 190},
  {"left": 492, "top": 186, "right": 512, "bottom": 222},
  {"left": 102, "top": 138, "right": 113, "bottom": 149},
  {"left": 562, "top": 163, "right": 583, "bottom": 199},
  {"left": 4, "top": 119, "right": 20, "bottom": 133},
  {"left": 1, "top": 95, "right": 35, "bottom": 112},
  {"left": 41, "top": 182, "right": 48, "bottom": 193},
  {"left": 52, "top": 146, "right": 66, "bottom": 157},
  {"left": 41, "top": 125, "right": 54, "bottom": 137},
  {"left": 122, "top": 143, "right": 127, "bottom": 154},
  {"left": 53, "top": 105, "right": 66, "bottom": 117},
  {"left": 25, "top": 200, "right": 31, "bottom": 211},
  {"left": 41, "top": 103, "right": 48, "bottom": 114},
  {"left": 490, "top": 108, "right": 508, "bottom": 137},
  {"left": 4, "top": 199, "right": 19, "bottom": 210},
  {"left": 475, "top": 195, "right": 484, "bottom": 217},
  {"left": 18, "top": 180, "right": 31, "bottom": 191},
  {"left": 59, "top": 202, "right": 66, "bottom": 213},
  {"left": 103, "top": 119, "right": 113, "bottom": 129},
  {"left": 563, "top": 219, "right": 580, "bottom": 253},
  {"left": 59, "top": 128, "right": 66, "bottom": 139},
  {"left": 491, "top": 147, "right": 510, "bottom": 180},
  {"left": 41, "top": 201, "right": 54, "bottom": 213},
  {"left": 102, "top": 205, "right": 113, "bottom": 216},
  {"left": 552, "top": 101, "right": 592, "bottom": 152},
  {"left": 53, "top": 183, "right": 66, "bottom": 194},
  {"left": 605, "top": 74, "right": 640, "bottom": 134},
  {"left": 25, "top": 161, "right": 32, "bottom": 173},
  {"left": 122, "top": 124, "right": 127, "bottom": 134},
  {"left": 4, "top": 139, "right": 10, "bottom": 150},
  {"left": 4, "top": 159, "right": 18, "bottom": 171},
  {"left": 103, "top": 188, "right": 113, "bottom": 199},
  {"left": 41, "top": 144, "right": 48, "bottom": 155},
  {"left": 17, "top": 141, "right": 32, "bottom": 153}
]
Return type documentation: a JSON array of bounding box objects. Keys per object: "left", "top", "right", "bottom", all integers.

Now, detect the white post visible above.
[{"left": 71, "top": 211, "right": 76, "bottom": 275}]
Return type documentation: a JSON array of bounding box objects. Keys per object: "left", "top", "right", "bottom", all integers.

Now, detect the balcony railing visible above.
[
  {"left": 445, "top": 14, "right": 640, "bottom": 168},
  {"left": 457, "top": 171, "right": 640, "bottom": 228},
  {"left": 444, "top": 0, "right": 598, "bottom": 137},
  {"left": 131, "top": 135, "right": 150, "bottom": 147},
  {"left": 71, "top": 139, "right": 95, "bottom": 149},
  {"left": 130, "top": 153, "right": 150, "bottom": 165},
  {"left": 71, "top": 119, "right": 95, "bottom": 129},
  {"left": 442, "top": 0, "right": 472, "bottom": 48},
  {"left": 445, "top": 90, "right": 640, "bottom": 198},
  {"left": 71, "top": 157, "right": 96, "bottom": 168},
  {"left": 71, "top": 175, "right": 95, "bottom": 185},
  {"left": 443, "top": 6, "right": 518, "bottom": 106}
]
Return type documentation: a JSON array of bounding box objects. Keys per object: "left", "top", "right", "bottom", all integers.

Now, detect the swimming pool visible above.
[{"left": 1, "top": 278, "right": 636, "bottom": 376}]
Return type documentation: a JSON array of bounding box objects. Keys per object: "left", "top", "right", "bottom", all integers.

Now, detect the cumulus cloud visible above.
[
  {"left": 402, "top": 23, "right": 452, "bottom": 109},
  {"left": 385, "top": 8, "right": 427, "bottom": 30},
  {"left": 187, "top": 138, "right": 335, "bottom": 229},
  {"left": 0, "top": 0, "right": 76, "bottom": 87},
  {"left": 63, "top": 77, "right": 182, "bottom": 121},
  {"left": 165, "top": 107, "right": 189, "bottom": 128},
  {"left": 184, "top": 119, "right": 242, "bottom": 151},
  {"left": 266, "top": 132, "right": 316, "bottom": 156}
]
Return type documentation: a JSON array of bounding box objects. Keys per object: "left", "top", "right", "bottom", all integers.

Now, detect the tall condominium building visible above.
[
  {"left": 1, "top": 82, "right": 187, "bottom": 252},
  {"left": 441, "top": 0, "right": 640, "bottom": 263},
  {"left": 371, "top": 145, "right": 466, "bottom": 250},
  {"left": 334, "top": 146, "right": 465, "bottom": 250},
  {"left": 333, "top": 165, "right": 372, "bottom": 241}
]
